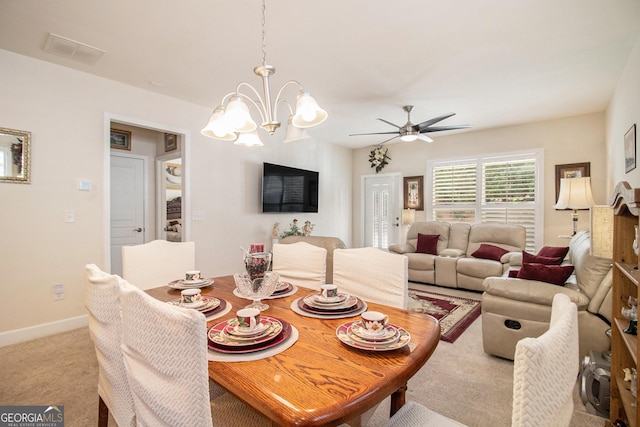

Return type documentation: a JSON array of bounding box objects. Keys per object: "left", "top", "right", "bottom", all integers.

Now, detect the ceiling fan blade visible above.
[
  {"left": 417, "top": 134, "right": 434, "bottom": 143},
  {"left": 377, "top": 118, "right": 402, "bottom": 128},
  {"left": 349, "top": 131, "right": 400, "bottom": 136},
  {"left": 420, "top": 125, "right": 473, "bottom": 133},
  {"left": 416, "top": 113, "right": 456, "bottom": 131},
  {"left": 379, "top": 135, "right": 400, "bottom": 145}
]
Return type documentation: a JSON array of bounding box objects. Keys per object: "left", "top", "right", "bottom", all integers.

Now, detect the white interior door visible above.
[
  {"left": 110, "top": 154, "right": 145, "bottom": 275},
  {"left": 362, "top": 174, "right": 402, "bottom": 249}
]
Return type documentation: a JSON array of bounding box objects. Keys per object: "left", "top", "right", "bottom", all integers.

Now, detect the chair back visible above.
[
  {"left": 511, "top": 293, "right": 579, "bottom": 427},
  {"left": 272, "top": 242, "right": 327, "bottom": 290},
  {"left": 333, "top": 247, "right": 408, "bottom": 309},
  {"left": 119, "top": 279, "right": 213, "bottom": 427},
  {"left": 122, "top": 239, "right": 195, "bottom": 289},
  {"left": 84, "top": 264, "right": 136, "bottom": 427}
]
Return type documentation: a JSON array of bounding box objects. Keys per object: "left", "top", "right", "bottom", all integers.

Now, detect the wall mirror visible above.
[{"left": 0, "top": 127, "right": 31, "bottom": 184}]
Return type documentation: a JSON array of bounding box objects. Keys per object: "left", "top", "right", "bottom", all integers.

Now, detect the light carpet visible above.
[{"left": 408, "top": 288, "right": 481, "bottom": 343}]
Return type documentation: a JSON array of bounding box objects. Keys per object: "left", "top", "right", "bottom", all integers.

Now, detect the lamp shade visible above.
[
  {"left": 590, "top": 205, "right": 613, "bottom": 258},
  {"left": 283, "top": 115, "right": 310, "bottom": 143},
  {"left": 554, "top": 177, "right": 595, "bottom": 210},
  {"left": 225, "top": 95, "right": 257, "bottom": 133},
  {"left": 234, "top": 131, "right": 263, "bottom": 147},
  {"left": 402, "top": 209, "right": 416, "bottom": 225},
  {"left": 292, "top": 92, "right": 328, "bottom": 128},
  {"left": 201, "top": 106, "right": 237, "bottom": 141}
]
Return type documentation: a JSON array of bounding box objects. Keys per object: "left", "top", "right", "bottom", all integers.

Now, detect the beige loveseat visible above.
[
  {"left": 389, "top": 221, "right": 526, "bottom": 291},
  {"left": 279, "top": 235, "right": 347, "bottom": 284},
  {"left": 482, "top": 231, "right": 612, "bottom": 360}
]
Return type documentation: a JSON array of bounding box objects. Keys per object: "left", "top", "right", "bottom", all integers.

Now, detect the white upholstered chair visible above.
[
  {"left": 333, "top": 247, "right": 409, "bottom": 309},
  {"left": 118, "top": 280, "right": 269, "bottom": 427},
  {"left": 121, "top": 239, "right": 195, "bottom": 290},
  {"left": 384, "top": 293, "right": 578, "bottom": 427},
  {"left": 272, "top": 242, "right": 327, "bottom": 291},
  {"left": 84, "top": 263, "right": 136, "bottom": 427}
]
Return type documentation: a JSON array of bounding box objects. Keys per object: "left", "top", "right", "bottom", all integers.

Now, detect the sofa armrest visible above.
[
  {"left": 439, "top": 248, "right": 464, "bottom": 257},
  {"left": 502, "top": 251, "right": 522, "bottom": 267},
  {"left": 483, "top": 276, "right": 590, "bottom": 309},
  {"left": 389, "top": 243, "right": 415, "bottom": 254}
]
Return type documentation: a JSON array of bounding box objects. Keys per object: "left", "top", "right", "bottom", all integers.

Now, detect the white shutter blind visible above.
[{"left": 432, "top": 163, "right": 477, "bottom": 223}]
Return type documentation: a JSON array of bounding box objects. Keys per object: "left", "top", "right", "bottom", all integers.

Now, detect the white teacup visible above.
[
  {"left": 236, "top": 308, "right": 261, "bottom": 332},
  {"left": 185, "top": 270, "right": 201, "bottom": 281},
  {"left": 361, "top": 311, "right": 389, "bottom": 336},
  {"left": 181, "top": 288, "right": 202, "bottom": 305},
  {"left": 321, "top": 284, "right": 338, "bottom": 300}
]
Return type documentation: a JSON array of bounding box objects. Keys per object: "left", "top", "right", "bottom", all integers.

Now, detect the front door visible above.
[
  {"left": 362, "top": 173, "right": 402, "bottom": 249},
  {"left": 110, "top": 154, "right": 145, "bottom": 275}
]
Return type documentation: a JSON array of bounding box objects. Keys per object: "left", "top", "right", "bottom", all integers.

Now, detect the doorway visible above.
[{"left": 362, "top": 173, "right": 402, "bottom": 249}]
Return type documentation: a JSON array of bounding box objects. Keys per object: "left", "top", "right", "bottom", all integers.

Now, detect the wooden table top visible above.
[{"left": 147, "top": 276, "right": 441, "bottom": 427}]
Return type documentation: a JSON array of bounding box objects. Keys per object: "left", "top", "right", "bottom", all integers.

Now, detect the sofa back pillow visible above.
[
  {"left": 472, "top": 244, "right": 509, "bottom": 261},
  {"left": 517, "top": 263, "right": 574, "bottom": 286},
  {"left": 416, "top": 234, "right": 440, "bottom": 255},
  {"left": 522, "top": 251, "right": 564, "bottom": 265},
  {"left": 465, "top": 223, "right": 526, "bottom": 257},
  {"left": 407, "top": 221, "right": 450, "bottom": 253},
  {"left": 569, "top": 231, "right": 613, "bottom": 298}
]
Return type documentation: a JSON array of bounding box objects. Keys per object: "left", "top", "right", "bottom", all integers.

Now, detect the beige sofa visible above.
[
  {"left": 279, "top": 235, "right": 346, "bottom": 284},
  {"left": 389, "top": 221, "right": 526, "bottom": 291},
  {"left": 482, "top": 231, "right": 612, "bottom": 360}
]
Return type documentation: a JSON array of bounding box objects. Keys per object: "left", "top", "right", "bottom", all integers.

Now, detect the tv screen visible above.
[{"left": 262, "top": 163, "right": 319, "bottom": 213}]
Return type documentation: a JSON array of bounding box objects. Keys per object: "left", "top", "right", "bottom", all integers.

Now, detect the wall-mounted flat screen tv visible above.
[{"left": 262, "top": 162, "right": 319, "bottom": 213}]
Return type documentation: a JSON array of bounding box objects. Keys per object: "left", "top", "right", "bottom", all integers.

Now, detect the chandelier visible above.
[{"left": 201, "top": 0, "right": 327, "bottom": 146}]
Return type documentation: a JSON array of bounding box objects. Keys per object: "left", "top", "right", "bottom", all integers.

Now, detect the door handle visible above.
[{"left": 133, "top": 227, "right": 143, "bottom": 232}]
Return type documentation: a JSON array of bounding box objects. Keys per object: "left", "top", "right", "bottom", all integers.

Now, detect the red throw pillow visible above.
[
  {"left": 471, "top": 244, "right": 509, "bottom": 261},
  {"left": 416, "top": 234, "right": 439, "bottom": 255},
  {"left": 517, "top": 263, "right": 574, "bottom": 286},
  {"left": 537, "top": 246, "right": 569, "bottom": 259},
  {"left": 508, "top": 269, "right": 519, "bottom": 278},
  {"left": 522, "top": 251, "right": 564, "bottom": 265}
]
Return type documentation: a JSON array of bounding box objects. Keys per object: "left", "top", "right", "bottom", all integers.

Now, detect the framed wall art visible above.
[
  {"left": 625, "top": 124, "right": 636, "bottom": 173},
  {"left": 554, "top": 162, "right": 590, "bottom": 202},
  {"left": 164, "top": 133, "right": 178, "bottom": 152},
  {"left": 403, "top": 175, "right": 424, "bottom": 211},
  {"left": 110, "top": 129, "right": 131, "bottom": 151}
]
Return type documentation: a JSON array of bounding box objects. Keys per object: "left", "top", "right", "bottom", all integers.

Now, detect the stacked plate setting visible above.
[
  {"left": 168, "top": 296, "right": 226, "bottom": 317},
  {"left": 298, "top": 292, "right": 364, "bottom": 316},
  {"left": 271, "top": 281, "right": 294, "bottom": 296},
  {"left": 208, "top": 316, "right": 292, "bottom": 354},
  {"left": 168, "top": 277, "right": 215, "bottom": 290},
  {"left": 336, "top": 320, "right": 411, "bottom": 351}
]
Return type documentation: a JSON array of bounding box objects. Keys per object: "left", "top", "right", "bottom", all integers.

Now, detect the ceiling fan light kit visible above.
[
  {"left": 350, "top": 105, "right": 470, "bottom": 145},
  {"left": 200, "top": 0, "right": 327, "bottom": 146}
]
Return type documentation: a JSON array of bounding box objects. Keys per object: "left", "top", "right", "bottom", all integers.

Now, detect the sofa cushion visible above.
[
  {"left": 416, "top": 234, "right": 439, "bottom": 255},
  {"left": 522, "top": 251, "right": 564, "bottom": 265},
  {"left": 483, "top": 276, "right": 590, "bottom": 308},
  {"left": 457, "top": 257, "right": 504, "bottom": 278},
  {"left": 517, "top": 263, "right": 575, "bottom": 286},
  {"left": 472, "top": 244, "right": 509, "bottom": 261},
  {"left": 406, "top": 222, "right": 451, "bottom": 254},
  {"left": 538, "top": 246, "right": 570, "bottom": 259}
]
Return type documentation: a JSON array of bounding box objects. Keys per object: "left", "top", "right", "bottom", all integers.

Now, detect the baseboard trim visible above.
[{"left": 0, "top": 315, "right": 89, "bottom": 347}]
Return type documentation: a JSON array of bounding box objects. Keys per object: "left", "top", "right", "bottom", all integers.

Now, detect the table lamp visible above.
[
  {"left": 402, "top": 208, "right": 416, "bottom": 225},
  {"left": 554, "top": 177, "right": 595, "bottom": 235}
]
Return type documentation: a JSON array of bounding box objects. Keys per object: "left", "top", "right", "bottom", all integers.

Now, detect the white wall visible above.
[
  {"left": 0, "top": 49, "right": 351, "bottom": 341},
  {"left": 607, "top": 33, "right": 640, "bottom": 192},
  {"left": 350, "top": 112, "right": 607, "bottom": 249}
]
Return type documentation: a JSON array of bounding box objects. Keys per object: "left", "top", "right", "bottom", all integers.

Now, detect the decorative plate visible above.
[
  {"left": 298, "top": 296, "right": 361, "bottom": 314},
  {"left": 348, "top": 323, "right": 400, "bottom": 346},
  {"left": 168, "top": 278, "right": 215, "bottom": 290},
  {"left": 308, "top": 292, "right": 349, "bottom": 305},
  {"left": 208, "top": 320, "right": 292, "bottom": 354},
  {"left": 168, "top": 296, "right": 221, "bottom": 312},
  {"left": 336, "top": 321, "right": 411, "bottom": 351},
  {"left": 208, "top": 317, "right": 283, "bottom": 347}
]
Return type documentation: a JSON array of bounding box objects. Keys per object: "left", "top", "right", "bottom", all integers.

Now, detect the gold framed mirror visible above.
[{"left": 0, "top": 127, "right": 31, "bottom": 184}]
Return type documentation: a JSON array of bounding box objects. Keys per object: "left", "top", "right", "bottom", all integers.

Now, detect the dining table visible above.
[{"left": 147, "top": 275, "right": 441, "bottom": 427}]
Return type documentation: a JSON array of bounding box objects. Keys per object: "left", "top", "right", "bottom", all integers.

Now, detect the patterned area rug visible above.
[{"left": 408, "top": 289, "right": 482, "bottom": 343}]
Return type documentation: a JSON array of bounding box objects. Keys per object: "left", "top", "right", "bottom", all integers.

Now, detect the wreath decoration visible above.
[{"left": 369, "top": 146, "right": 390, "bottom": 173}]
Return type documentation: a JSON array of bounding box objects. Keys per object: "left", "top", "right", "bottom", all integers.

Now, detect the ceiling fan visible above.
[{"left": 350, "top": 105, "right": 471, "bottom": 144}]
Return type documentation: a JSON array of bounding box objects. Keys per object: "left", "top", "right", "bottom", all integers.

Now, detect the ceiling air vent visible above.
[{"left": 43, "top": 33, "right": 106, "bottom": 65}]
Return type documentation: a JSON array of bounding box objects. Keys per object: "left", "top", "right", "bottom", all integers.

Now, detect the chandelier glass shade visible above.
[{"left": 200, "top": 0, "right": 327, "bottom": 146}]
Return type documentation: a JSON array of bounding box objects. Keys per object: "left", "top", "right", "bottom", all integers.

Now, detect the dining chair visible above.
[
  {"left": 383, "top": 293, "right": 579, "bottom": 427},
  {"left": 118, "top": 279, "right": 269, "bottom": 427},
  {"left": 84, "top": 263, "right": 136, "bottom": 427},
  {"left": 121, "top": 239, "right": 195, "bottom": 290},
  {"left": 333, "top": 247, "right": 409, "bottom": 309},
  {"left": 272, "top": 241, "right": 327, "bottom": 290}
]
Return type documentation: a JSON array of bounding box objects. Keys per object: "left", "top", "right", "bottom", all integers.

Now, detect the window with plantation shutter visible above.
[{"left": 427, "top": 150, "right": 543, "bottom": 252}]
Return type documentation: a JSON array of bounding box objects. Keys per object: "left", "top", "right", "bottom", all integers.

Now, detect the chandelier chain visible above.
[{"left": 261, "top": 0, "right": 267, "bottom": 66}]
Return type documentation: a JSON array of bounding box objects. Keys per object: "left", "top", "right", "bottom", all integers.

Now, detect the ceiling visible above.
[{"left": 1, "top": 0, "right": 639, "bottom": 149}]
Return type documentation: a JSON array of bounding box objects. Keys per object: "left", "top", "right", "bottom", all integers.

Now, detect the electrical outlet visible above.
[{"left": 53, "top": 284, "right": 64, "bottom": 301}]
